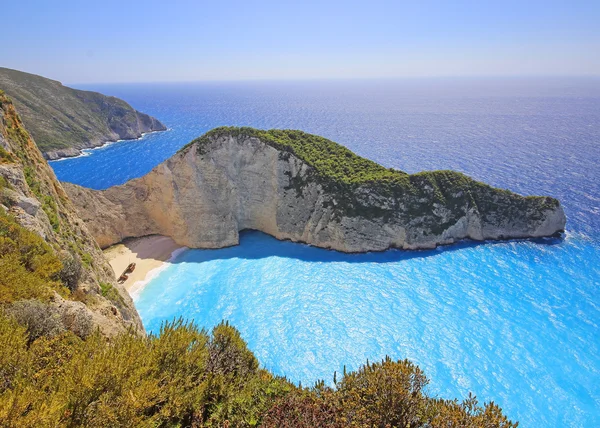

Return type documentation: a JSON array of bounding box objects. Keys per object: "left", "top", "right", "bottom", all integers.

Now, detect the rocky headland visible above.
[
  {"left": 0, "top": 67, "right": 166, "bottom": 160},
  {"left": 64, "top": 127, "right": 566, "bottom": 252}
]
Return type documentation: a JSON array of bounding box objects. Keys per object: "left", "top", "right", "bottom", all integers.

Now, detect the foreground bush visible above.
[
  {"left": 5, "top": 299, "right": 92, "bottom": 342},
  {"left": 262, "top": 358, "right": 516, "bottom": 428},
  {"left": 0, "top": 210, "right": 67, "bottom": 303},
  {"left": 0, "top": 314, "right": 517, "bottom": 427}
]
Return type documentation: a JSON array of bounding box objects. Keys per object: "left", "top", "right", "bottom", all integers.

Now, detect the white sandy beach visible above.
[{"left": 103, "top": 235, "right": 185, "bottom": 295}]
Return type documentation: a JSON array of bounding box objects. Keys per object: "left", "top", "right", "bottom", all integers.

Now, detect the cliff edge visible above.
[
  {"left": 0, "top": 90, "right": 142, "bottom": 336},
  {"left": 64, "top": 127, "right": 566, "bottom": 252}
]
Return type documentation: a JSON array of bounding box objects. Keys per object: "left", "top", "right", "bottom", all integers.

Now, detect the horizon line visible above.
[
  {"left": 3, "top": 65, "right": 598, "bottom": 87},
  {"left": 66, "top": 74, "right": 600, "bottom": 86}
]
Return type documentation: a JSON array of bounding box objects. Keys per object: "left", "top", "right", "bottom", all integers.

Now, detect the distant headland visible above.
[{"left": 0, "top": 67, "right": 166, "bottom": 160}]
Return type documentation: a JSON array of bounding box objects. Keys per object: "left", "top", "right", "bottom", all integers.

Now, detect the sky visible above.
[{"left": 1, "top": 0, "right": 599, "bottom": 83}]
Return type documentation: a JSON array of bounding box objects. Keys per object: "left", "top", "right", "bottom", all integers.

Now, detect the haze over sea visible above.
[{"left": 51, "top": 78, "right": 600, "bottom": 427}]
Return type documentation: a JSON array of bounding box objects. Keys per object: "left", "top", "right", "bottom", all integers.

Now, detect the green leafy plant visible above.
[{"left": 98, "top": 281, "right": 124, "bottom": 305}]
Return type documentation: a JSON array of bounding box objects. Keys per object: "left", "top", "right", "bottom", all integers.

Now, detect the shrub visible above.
[
  {"left": 80, "top": 251, "right": 93, "bottom": 267},
  {"left": 261, "top": 390, "right": 343, "bottom": 428},
  {"left": 0, "top": 254, "right": 55, "bottom": 302},
  {"left": 334, "top": 356, "right": 429, "bottom": 427},
  {"left": 0, "top": 146, "right": 15, "bottom": 164},
  {"left": 58, "top": 254, "right": 83, "bottom": 292},
  {"left": 4, "top": 299, "right": 92, "bottom": 342},
  {"left": 41, "top": 195, "right": 60, "bottom": 231},
  {"left": 262, "top": 357, "right": 518, "bottom": 428},
  {"left": 4, "top": 300, "right": 65, "bottom": 342},
  {"left": 99, "top": 281, "right": 124, "bottom": 306},
  {"left": 59, "top": 303, "right": 93, "bottom": 339},
  {"left": 0, "top": 315, "right": 29, "bottom": 393},
  {"left": 0, "top": 210, "right": 66, "bottom": 303},
  {"left": 208, "top": 320, "right": 259, "bottom": 377}
]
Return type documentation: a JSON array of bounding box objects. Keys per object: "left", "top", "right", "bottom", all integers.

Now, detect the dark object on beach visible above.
[{"left": 117, "top": 263, "right": 136, "bottom": 283}]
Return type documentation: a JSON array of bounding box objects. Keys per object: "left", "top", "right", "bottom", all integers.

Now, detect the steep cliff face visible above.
[
  {"left": 0, "top": 91, "right": 142, "bottom": 336},
  {"left": 0, "top": 67, "right": 166, "bottom": 159},
  {"left": 64, "top": 128, "right": 566, "bottom": 252}
]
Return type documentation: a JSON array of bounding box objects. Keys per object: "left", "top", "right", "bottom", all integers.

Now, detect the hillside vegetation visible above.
[
  {"left": 0, "top": 315, "right": 516, "bottom": 427},
  {"left": 0, "top": 209, "right": 67, "bottom": 303},
  {"left": 0, "top": 67, "right": 166, "bottom": 158}
]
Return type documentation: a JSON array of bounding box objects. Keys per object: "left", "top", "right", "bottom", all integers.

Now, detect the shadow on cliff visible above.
[{"left": 164, "top": 229, "right": 565, "bottom": 265}]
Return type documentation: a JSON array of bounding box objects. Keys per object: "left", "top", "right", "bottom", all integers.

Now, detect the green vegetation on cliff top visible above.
[
  {"left": 0, "top": 67, "right": 166, "bottom": 154},
  {"left": 184, "top": 127, "right": 410, "bottom": 186},
  {"left": 182, "top": 126, "right": 560, "bottom": 211}
]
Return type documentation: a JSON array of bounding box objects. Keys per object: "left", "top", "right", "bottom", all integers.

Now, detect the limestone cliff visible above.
[
  {"left": 64, "top": 127, "right": 566, "bottom": 252},
  {"left": 0, "top": 67, "right": 166, "bottom": 160},
  {"left": 0, "top": 91, "right": 143, "bottom": 336}
]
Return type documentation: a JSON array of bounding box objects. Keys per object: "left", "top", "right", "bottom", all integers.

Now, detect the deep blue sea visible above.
[{"left": 52, "top": 78, "right": 600, "bottom": 427}]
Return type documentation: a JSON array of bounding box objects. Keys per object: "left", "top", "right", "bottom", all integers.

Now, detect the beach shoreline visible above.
[
  {"left": 103, "top": 234, "right": 186, "bottom": 298},
  {"left": 47, "top": 128, "right": 169, "bottom": 162}
]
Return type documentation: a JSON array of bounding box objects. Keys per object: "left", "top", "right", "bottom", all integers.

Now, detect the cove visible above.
[{"left": 134, "top": 230, "right": 599, "bottom": 427}]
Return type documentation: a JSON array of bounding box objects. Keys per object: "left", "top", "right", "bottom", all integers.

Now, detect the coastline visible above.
[
  {"left": 103, "top": 234, "right": 187, "bottom": 299},
  {"left": 47, "top": 128, "right": 169, "bottom": 162}
]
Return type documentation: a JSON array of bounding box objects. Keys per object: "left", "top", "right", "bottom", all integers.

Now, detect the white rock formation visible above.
[{"left": 64, "top": 130, "right": 566, "bottom": 252}]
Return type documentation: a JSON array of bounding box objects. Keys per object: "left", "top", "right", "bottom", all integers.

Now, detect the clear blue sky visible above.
[{"left": 2, "top": 0, "right": 599, "bottom": 83}]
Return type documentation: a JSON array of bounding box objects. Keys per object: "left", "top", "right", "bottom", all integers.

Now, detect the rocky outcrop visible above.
[
  {"left": 0, "top": 67, "right": 166, "bottom": 159},
  {"left": 0, "top": 91, "right": 143, "bottom": 336},
  {"left": 64, "top": 128, "right": 566, "bottom": 252}
]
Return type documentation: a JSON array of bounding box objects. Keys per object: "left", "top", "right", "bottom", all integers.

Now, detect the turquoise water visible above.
[
  {"left": 51, "top": 79, "right": 600, "bottom": 426},
  {"left": 135, "top": 232, "right": 599, "bottom": 427}
]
